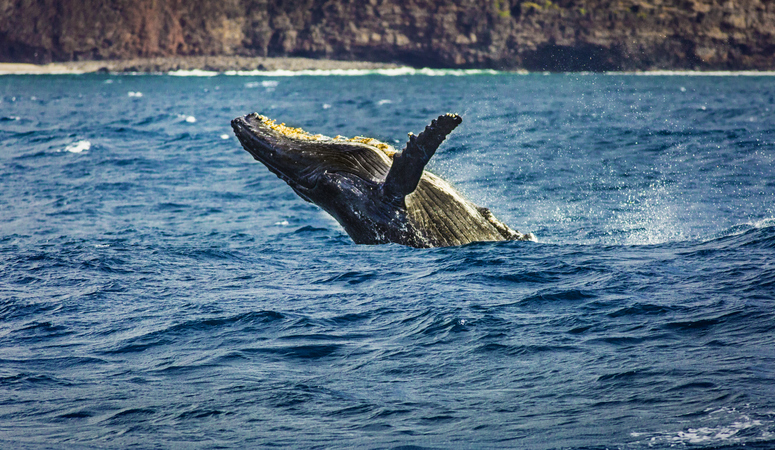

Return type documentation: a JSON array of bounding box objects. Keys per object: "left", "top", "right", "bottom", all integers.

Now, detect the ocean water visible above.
[{"left": 1, "top": 70, "right": 774, "bottom": 449}]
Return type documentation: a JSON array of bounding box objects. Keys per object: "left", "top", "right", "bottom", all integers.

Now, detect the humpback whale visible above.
[{"left": 231, "top": 113, "right": 534, "bottom": 248}]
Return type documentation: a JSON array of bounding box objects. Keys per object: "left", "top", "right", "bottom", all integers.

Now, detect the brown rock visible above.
[{"left": 1, "top": 0, "right": 774, "bottom": 70}]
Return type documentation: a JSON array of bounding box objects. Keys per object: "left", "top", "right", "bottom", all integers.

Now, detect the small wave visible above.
[
  {"left": 0, "top": 373, "right": 69, "bottom": 387},
  {"left": 475, "top": 342, "right": 578, "bottom": 356},
  {"left": 607, "top": 302, "right": 675, "bottom": 318},
  {"left": 248, "top": 344, "right": 343, "bottom": 360},
  {"left": 177, "top": 409, "right": 223, "bottom": 420},
  {"left": 63, "top": 140, "right": 90, "bottom": 153},
  {"left": 517, "top": 289, "right": 596, "bottom": 307},
  {"left": 314, "top": 270, "right": 378, "bottom": 285},
  {"left": 292, "top": 225, "right": 330, "bottom": 235},
  {"left": 695, "top": 219, "right": 775, "bottom": 249},
  {"left": 99, "top": 310, "right": 285, "bottom": 354},
  {"left": 56, "top": 410, "right": 94, "bottom": 420},
  {"left": 103, "top": 408, "right": 156, "bottom": 424}
]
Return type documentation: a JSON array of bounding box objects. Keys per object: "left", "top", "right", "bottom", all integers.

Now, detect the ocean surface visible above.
[{"left": 1, "top": 70, "right": 774, "bottom": 449}]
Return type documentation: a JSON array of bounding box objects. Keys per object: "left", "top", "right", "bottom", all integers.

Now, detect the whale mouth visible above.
[
  {"left": 230, "top": 116, "right": 274, "bottom": 162},
  {"left": 231, "top": 115, "right": 318, "bottom": 190}
]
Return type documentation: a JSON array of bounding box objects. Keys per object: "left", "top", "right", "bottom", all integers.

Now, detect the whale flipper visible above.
[{"left": 381, "top": 113, "right": 462, "bottom": 202}]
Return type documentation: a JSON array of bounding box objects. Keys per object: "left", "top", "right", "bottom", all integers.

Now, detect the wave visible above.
[{"left": 700, "top": 218, "right": 775, "bottom": 246}]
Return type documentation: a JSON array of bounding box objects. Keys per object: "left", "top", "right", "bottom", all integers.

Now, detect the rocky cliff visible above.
[{"left": 1, "top": 0, "right": 773, "bottom": 71}]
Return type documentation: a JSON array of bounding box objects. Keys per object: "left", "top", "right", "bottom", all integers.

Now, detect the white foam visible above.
[
  {"left": 221, "top": 67, "right": 504, "bottom": 77},
  {"left": 185, "top": 116, "right": 196, "bottom": 123},
  {"left": 220, "top": 134, "right": 230, "bottom": 140},
  {"left": 631, "top": 407, "right": 775, "bottom": 447},
  {"left": 64, "top": 140, "right": 91, "bottom": 153},
  {"left": 670, "top": 418, "right": 767, "bottom": 445},
  {"left": 245, "top": 80, "right": 280, "bottom": 88},
  {"left": 753, "top": 217, "right": 775, "bottom": 228},
  {"left": 377, "top": 99, "right": 392, "bottom": 105},
  {"left": 168, "top": 69, "right": 219, "bottom": 77},
  {"left": 127, "top": 91, "right": 143, "bottom": 97}
]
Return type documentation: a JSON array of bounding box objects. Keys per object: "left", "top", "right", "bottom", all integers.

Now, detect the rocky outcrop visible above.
[{"left": 1, "top": 0, "right": 773, "bottom": 71}]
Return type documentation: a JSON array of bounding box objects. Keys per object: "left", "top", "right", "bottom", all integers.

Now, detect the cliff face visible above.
[{"left": 1, "top": 0, "right": 773, "bottom": 71}]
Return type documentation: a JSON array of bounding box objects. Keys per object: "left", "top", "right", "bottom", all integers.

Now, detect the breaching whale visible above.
[{"left": 231, "top": 113, "right": 534, "bottom": 248}]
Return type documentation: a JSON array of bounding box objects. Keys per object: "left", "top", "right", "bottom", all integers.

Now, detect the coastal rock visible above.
[{"left": 1, "top": 0, "right": 773, "bottom": 71}]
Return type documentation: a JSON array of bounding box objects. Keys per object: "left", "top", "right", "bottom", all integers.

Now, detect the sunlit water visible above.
[{"left": 1, "top": 71, "right": 774, "bottom": 449}]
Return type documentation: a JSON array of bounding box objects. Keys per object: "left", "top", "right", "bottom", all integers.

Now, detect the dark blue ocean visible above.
[{"left": 1, "top": 70, "right": 774, "bottom": 449}]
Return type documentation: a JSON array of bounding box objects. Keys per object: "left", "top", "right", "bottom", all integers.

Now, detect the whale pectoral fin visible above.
[{"left": 381, "top": 113, "right": 462, "bottom": 202}]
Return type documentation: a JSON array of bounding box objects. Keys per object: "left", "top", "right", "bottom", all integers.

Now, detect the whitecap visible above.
[
  {"left": 377, "top": 99, "right": 392, "bottom": 105},
  {"left": 168, "top": 69, "right": 219, "bottom": 77},
  {"left": 64, "top": 140, "right": 91, "bottom": 153},
  {"left": 630, "top": 407, "right": 775, "bottom": 447},
  {"left": 220, "top": 134, "right": 230, "bottom": 140},
  {"left": 222, "top": 67, "right": 504, "bottom": 77},
  {"left": 127, "top": 91, "right": 143, "bottom": 97},
  {"left": 185, "top": 116, "right": 197, "bottom": 123},
  {"left": 753, "top": 217, "right": 775, "bottom": 228}
]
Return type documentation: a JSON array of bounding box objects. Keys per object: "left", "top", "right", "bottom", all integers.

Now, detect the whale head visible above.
[{"left": 231, "top": 113, "right": 413, "bottom": 243}]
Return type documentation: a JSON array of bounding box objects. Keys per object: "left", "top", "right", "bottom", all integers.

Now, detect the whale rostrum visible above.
[{"left": 231, "top": 113, "right": 534, "bottom": 248}]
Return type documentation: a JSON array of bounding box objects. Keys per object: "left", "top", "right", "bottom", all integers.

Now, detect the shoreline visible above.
[
  {"left": 3, "top": 56, "right": 775, "bottom": 76},
  {"left": 0, "top": 56, "right": 403, "bottom": 75}
]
